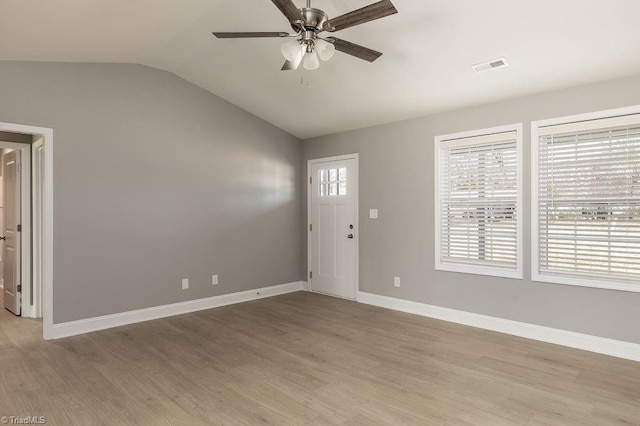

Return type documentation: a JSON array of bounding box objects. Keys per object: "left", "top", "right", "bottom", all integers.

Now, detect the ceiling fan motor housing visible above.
[{"left": 294, "top": 8, "right": 329, "bottom": 33}]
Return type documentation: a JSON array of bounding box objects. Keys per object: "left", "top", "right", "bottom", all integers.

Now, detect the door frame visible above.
[
  {"left": 0, "top": 121, "right": 53, "bottom": 340},
  {"left": 307, "top": 153, "right": 359, "bottom": 301},
  {"left": 32, "top": 136, "right": 45, "bottom": 318}
]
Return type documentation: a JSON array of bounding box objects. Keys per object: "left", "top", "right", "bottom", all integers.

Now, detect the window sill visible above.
[
  {"left": 436, "top": 262, "right": 523, "bottom": 280},
  {"left": 532, "top": 272, "right": 640, "bottom": 293}
]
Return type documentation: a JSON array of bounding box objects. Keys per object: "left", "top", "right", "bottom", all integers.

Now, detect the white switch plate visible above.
[
  {"left": 212, "top": 274, "right": 219, "bottom": 285},
  {"left": 182, "top": 278, "right": 189, "bottom": 290},
  {"left": 393, "top": 276, "right": 400, "bottom": 288},
  {"left": 369, "top": 209, "right": 378, "bottom": 219}
]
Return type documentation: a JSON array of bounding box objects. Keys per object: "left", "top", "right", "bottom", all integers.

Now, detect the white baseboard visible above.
[
  {"left": 357, "top": 291, "right": 640, "bottom": 363},
  {"left": 51, "top": 281, "right": 308, "bottom": 339}
]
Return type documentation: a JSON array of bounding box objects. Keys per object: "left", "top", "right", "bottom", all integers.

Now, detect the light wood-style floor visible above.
[{"left": 1, "top": 292, "right": 639, "bottom": 425}]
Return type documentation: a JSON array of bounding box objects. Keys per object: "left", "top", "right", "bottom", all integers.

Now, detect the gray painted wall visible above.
[
  {"left": 304, "top": 74, "right": 640, "bottom": 345},
  {"left": 0, "top": 61, "right": 303, "bottom": 323}
]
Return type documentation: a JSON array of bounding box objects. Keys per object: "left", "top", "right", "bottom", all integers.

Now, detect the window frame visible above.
[
  {"left": 531, "top": 105, "right": 640, "bottom": 293},
  {"left": 434, "top": 123, "right": 524, "bottom": 279}
]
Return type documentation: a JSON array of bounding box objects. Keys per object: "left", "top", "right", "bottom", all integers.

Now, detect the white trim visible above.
[
  {"left": 19, "top": 143, "right": 31, "bottom": 317},
  {"left": 0, "top": 121, "right": 53, "bottom": 339},
  {"left": 357, "top": 291, "right": 640, "bottom": 362},
  {"left": 435, "top": 124, "right": 522, "bottom": 143},
  {"left": 437, "top": 130, "right": 518, "bottom": 148},
  {"left": 307, "top": 153, "right": 359, "bottom": 300},
  {"left": 51, "top": 281, "right": 308, "bottom": 339},
  {"left": 308, "top": 153, "right": 359, "bottom": 164},
  {"left": 533, "top": 104, "right": 640, "bottom": 132},
  {"left": 31, "top": 138, "right": 44, "bottom": 318},
  {"left": 434, "top": 123, "right": 523, "bottom": 279},
  {"left": 537, "top": 113, "right": 640, "bottom": 136},
  {"left": 531, "top": 105, "right": 640, "bottom": 293}
]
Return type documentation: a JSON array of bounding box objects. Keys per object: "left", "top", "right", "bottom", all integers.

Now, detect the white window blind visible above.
[
  {"left": 436, "top": 128, "right": 521, "bottom": 277},
  {"left": 536, "top": 114, "right": 640, "bottom": 288}
]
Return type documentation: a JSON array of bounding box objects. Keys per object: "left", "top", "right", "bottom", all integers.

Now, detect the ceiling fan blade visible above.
[
  {"left": 326, "top": 37, "right": 383, "bottom": 62},
  {"left": 324, "top": 0, "right": 397, "bottom": 32},
  {"left": 270, "top": 0, "right": 304, "bottom": 25},
  {"left": 213, "top": 32, "right": 291, "bottom": 38},
  {"left": 281, "top": 59, "right": 301, "bottom": 71},
  {"left": 281, "top": 49, "right": 304, "bottom": 71}
]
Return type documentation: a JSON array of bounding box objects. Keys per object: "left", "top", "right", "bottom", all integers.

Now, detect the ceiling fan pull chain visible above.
[{"left": 300, "top": 71, "right": 311, "bottom": 88}]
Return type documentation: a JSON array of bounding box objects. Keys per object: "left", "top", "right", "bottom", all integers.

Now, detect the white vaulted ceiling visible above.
[{"left": 2, "top": 0, "right": 640, "bottom": 139}]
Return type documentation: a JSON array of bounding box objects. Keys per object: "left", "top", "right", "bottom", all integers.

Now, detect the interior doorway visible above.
[
  {"left": 0, "top": 123, "right": 53, "bottom": 339},
  {"left": 2, "top": 147, "right": 24, "bottom": 315},
  {"left": 0, "top": 139, "right": 33, "bottom": 317}
]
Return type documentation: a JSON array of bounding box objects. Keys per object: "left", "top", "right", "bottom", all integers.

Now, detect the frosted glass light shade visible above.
[
  {"left": 303, "top": 51, "right": 320, "bottom": 70},
  {"left": 280, "top": 40, "right": 303, "bottom": 62},
  {"left": 315, "top": 39, "right": 335, "bottom": 61}
]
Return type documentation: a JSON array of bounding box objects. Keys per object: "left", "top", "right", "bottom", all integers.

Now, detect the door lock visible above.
[{"left": 347, "top": 234, "right": 354, "bottom": 239}]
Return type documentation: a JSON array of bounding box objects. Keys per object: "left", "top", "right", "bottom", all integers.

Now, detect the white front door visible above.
[
  {"left": 309, "top": 156, "right": 358, "bottom": 300},
  {"left": 3, "top": 150, "right": 21, "bottom": 315}
]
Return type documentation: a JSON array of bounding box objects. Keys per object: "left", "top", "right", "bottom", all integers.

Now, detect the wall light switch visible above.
[
  {"left": 369, "top": 209, "right": 378, "bottom": 219},
  {"left": 182, "top": 278, "right": 189, "bottom": 290}
]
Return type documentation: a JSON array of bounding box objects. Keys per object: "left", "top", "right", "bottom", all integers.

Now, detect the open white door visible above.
[
  {"left": 3, "top": 150, "right": 21, "bottom": 315},
  {"left": 309, "top": 155, "right": 358, "bottom": 300}
]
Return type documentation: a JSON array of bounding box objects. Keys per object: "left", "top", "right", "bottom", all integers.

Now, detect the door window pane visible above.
[{"left": 318, "top": 167, "right": 347, "bottom": 197}]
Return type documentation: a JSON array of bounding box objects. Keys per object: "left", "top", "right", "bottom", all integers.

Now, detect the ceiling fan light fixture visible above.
[
  {"left": 315, "top": 39, "right": 335, "bottom": 61},
  {"left": 303, "top": 50, "right": 320, "bottom": 70},
  {"left": 280, "top": 39, "right": 302, "bottom": 62},
  {"left": 213, "top": 0, "right": 397, "bottom": 71}
]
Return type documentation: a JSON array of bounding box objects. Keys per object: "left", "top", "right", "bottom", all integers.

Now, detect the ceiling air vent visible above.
[{"left": 472, "top": 57, "right": 509, "bottom": 73}]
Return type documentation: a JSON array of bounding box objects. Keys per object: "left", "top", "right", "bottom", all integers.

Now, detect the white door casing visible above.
[
  {"left": 32, "top": 137, "right": 45, "bottom": 318},
  {"left": 308, "top": 155, "right": 358, "bottom": 300},
  {"left": 0, "top": 122, "right": 52, "bottom": 338},
  {"left": 3, "top": 150, "right": 21, "bottom": 315}
]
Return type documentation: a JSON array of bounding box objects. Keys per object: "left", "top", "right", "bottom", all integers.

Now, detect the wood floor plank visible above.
[{"left": 1, "top": 291, "right": 639, "bottom": 425}]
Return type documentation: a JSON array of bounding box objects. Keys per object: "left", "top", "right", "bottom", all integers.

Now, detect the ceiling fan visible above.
[{"left": 212, "top": 0, "right": 398, "bottom": 71}]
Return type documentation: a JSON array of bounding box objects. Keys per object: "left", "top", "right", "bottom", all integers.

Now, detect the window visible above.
[
  {"left": 533, "top": 107, "right": 640, "bottom": 292},
  {"left": 435, "top": 124, "right": 523, "bottom": 278},
  {"left": 319, "top": 167, "right": 347, "bottom": 197}
]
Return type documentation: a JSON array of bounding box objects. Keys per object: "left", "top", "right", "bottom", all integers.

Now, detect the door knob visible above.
[
  {"left": 0, "top": 236, "right": 5, "bottom": 241},
  {"left": 347, "top": 234, "right": 354, "bottom": 239}
]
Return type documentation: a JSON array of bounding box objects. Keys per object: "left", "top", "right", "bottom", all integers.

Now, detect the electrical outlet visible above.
[
  {"left": 369, "top": 209, "right": 378, "bottom": 219},
  {"left": 212, "top": 274, "right": 219, "bottom": 285},
  {"left": 182, "top": 278, "right": 189, "bottom": 290},
  {"left": 393, "top": 276, "right": 400, "bottom": 288}
]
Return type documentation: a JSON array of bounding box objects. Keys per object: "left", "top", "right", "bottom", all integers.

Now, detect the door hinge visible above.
[
  {"left": 309, "top": 224, "right": 312, "bottom": 232},
  {"left": 17, "top": 224, "right": 21, "bottom": 232},
  {"left": 17, "top": 284, "right": 21, "bottom": 293},
  {"left": 309, "top": 176, "right": 312, "bottom": 184},
  {"left": 309, "top": 271, "right": 312, "bottom": 279},
  {"left": 16, "top": 164, "right": 22, "bottom": 173}
]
